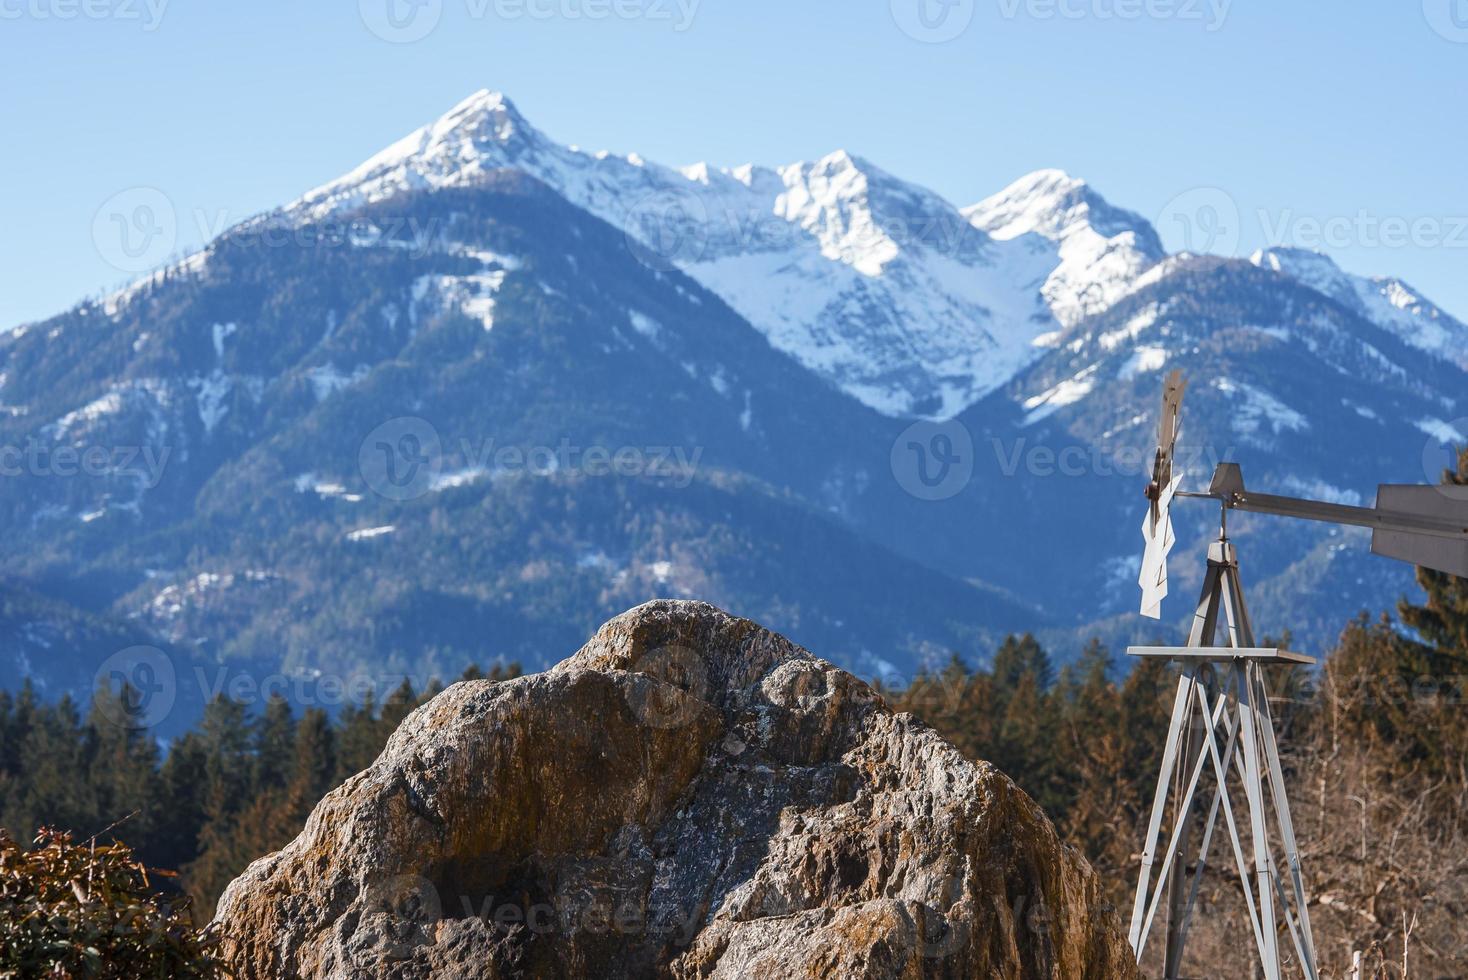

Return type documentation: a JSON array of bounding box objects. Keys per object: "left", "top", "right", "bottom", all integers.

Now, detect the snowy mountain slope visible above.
[
  {"left": 1250, "top": 246, "right": 1468, "bottom": 369},
  {"left": 964, "top": 168, "right": 1165, "bottom": 329},
  {"left": 287, "top": 90, "right": 1062, "bottom": 418}
]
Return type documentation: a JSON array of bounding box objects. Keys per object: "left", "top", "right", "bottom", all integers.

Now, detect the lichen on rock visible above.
[{"left": 213, "top": 599, "right": 1138, "bottom": 979}]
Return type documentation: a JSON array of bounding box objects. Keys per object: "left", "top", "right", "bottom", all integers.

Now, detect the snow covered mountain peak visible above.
[
  {"left": 282, "top": 91, "right": 1066, "bottom": 418},
  {"left": 965, "top": 169, "right": 1164, "bottom": 327},
  {"left": 966, "top": 169, "right": 1161, "bottom": 248},
  {"left": 1249, "top": 246, "right": 1358, "bottom": 305},
  {"left": 436, "top": 88, "right": 525, "bottom": 137},
  {"left": 965, "top": 168, "right": 1088, "bottom": 237},
  {"left": 290, "top": 89, "right": 556, "bottom": 220},
  {"left": 272, "top": 91, "right": 1468, "bottom": 418}
]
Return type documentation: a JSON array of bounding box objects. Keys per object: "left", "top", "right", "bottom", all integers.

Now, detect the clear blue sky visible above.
[{"left": 4, "top": 1, "right": 1467, "bottom": 327}]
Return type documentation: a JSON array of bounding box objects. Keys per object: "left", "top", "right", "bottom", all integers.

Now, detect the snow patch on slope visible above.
[
  {"left": 1022, "top": 364, "right": 1099, "bottom": 425},
  {"left": 307, "top": 364, "right": 369, "bottom": 402},
  {"left": 1119, "top": 345, "right": 1168, "bottom": 379},
  {"left": 1213, "top": 377, "right": 1308, "bottom": 438}
]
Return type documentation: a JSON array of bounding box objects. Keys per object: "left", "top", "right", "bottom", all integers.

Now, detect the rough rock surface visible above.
[{"left": 213, "top": 600, "right": 1139, "bottom": 978}]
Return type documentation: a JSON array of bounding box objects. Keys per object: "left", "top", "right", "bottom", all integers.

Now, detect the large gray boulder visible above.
[{"left": 213, "top": 600, "right": 1138, "bottom": 978}]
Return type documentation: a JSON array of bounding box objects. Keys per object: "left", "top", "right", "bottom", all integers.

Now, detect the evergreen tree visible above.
[
  {"left": 991, "top": 633, "right": 1053, "bottom": 699},
  {"left": 182, "top": 697, "right": 254, "bottom": 916},
  {"left": 995, "top": 670, "right": 1061, "bottom": 812},
  {"left": 84, "top": 681, "right": 163, "bottom": 847},
  {"left": 378, "top": 679, "right": 418, "bottom": 742},
  {"left": 1, "top": 682, "right": 38, "bottom": 781},
  {"left": 9, "top": 697, "right": 94, "bottom": 840},
  {"left": 286, "top": 709, "right": 336, "bottom": 816},
  {"left": 1399, "top": 446, "right": 1468, "bottom": 659},
  {"left": 0, "top": 690, "right": 13, "bottom": 778},
  {"left": 252, "top": 695, "right": 296, "bottom": 794},
  {"left": 154, "top": 733, "right": 209, "bottom": 873},
  {"left": 335, "top": 690, "right": 382, "bottom": 783}
]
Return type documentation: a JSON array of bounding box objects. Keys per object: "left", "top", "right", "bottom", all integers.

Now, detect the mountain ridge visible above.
[{"left": 5, "top": 89, "right": 1468, "bottom": 722}]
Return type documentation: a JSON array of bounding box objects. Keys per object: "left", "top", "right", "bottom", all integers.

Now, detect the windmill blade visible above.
[
  {"left": 1140, "top": 370, "right": 1188, "bottom": 618},
  {"left": 1146, "top": 370, "right": 1188, "bottom": 536},
  {"left": 1139, "top": 474, "right": 1182, "bottom": 618},
  {"left": 1157, "top": 369, "right": 1186, "bottom": 465}
]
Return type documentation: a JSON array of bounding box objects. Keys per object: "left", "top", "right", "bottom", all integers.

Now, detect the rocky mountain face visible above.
[
  {"left": 5, "top": 89, "right": 1468, "bottom": 713},
  {"left": 212, "top": 600, "right": 1137, "bottom": 979},
  {"left": 0, "top": 170, "right": 1042, "bottom": 710}
]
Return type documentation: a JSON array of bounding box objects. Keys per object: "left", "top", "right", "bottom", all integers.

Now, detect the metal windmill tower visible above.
[{"left": 1127, "top": 370, "right": 1468, "bottom": 980}]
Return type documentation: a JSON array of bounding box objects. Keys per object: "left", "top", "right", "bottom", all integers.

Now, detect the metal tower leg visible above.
[{"left": 1128, "top": 538, "right": 1318, "bottom": 980}]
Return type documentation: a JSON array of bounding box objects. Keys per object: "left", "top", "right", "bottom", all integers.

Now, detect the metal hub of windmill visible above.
[{"left": 1127, "top": 370, "right": 1468, "bottom": 980}]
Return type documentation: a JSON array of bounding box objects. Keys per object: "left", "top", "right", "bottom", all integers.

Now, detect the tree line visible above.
[{"left": 0, "top": 663, "right": 521, "bottom": 922}]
